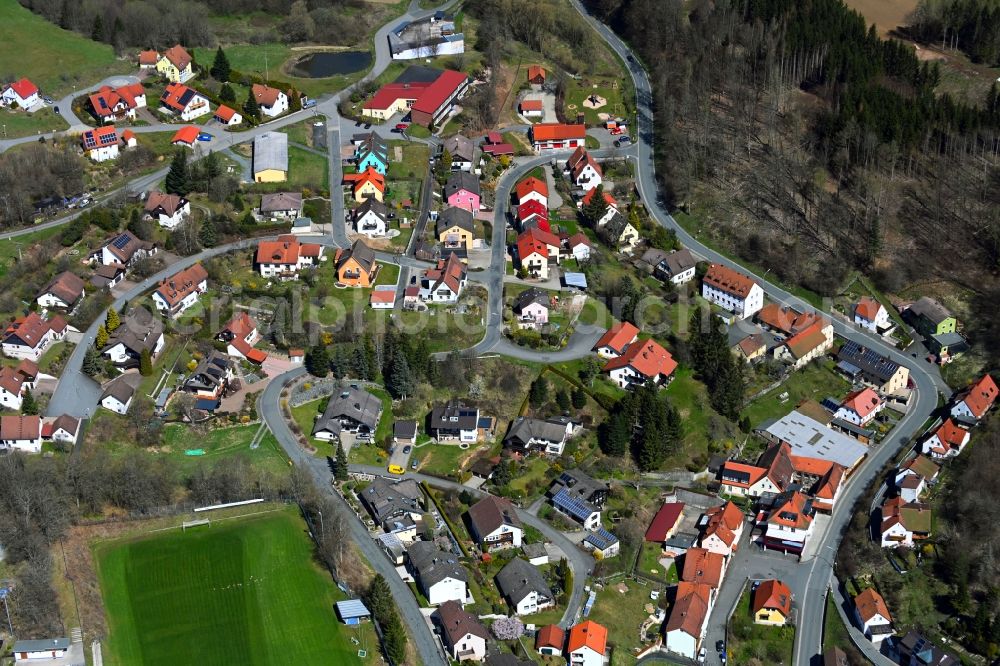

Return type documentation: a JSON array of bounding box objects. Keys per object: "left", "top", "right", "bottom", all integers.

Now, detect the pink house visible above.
[
  {"left": 444, "top": 172, "right": 481, "bottom": 212},
  {"left": 513, "top": 288, "right": 550, "bottom": 330}
]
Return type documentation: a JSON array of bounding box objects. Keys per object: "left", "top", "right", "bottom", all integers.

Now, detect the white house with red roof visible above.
[
  {"left": 702, "top": 263, "right": 764, "bottom": 319},
  {"left": 516, "top": 227, "right": 560, "bottom": 280},
  {"left": 151, "top": 263, "right": 208, "bottom": 318},
  {"left": 699, "top": 501, "right": 744, "bottom": 557},
  {"left": 517, "top": 200, "right": 549, "bottom": 230},
  {"left": 921, "top": 418, "right": 970, "bottom": 459},
  {"left": 255, "top": 236, "right": 324, "bottom": 279},
  {"left": 88, "top": 83, "right": 147, "bottom": 123},
  {"left": 42, "top": 414, "right": 81, "bottom": 445},
  {"left": 854, "top": 588, "right": 894, "bottom": 643},
  {"left": 2, "top": 312, "right": 68, "bottom": 361},
  {"left": 853, "top": 296, "right": 891, "bottom": 334},
  {"left": 515, "top": 176, "right": 548, "bottom": 207},
  {"left": 419, "top": 253, "right": 467, "bottom": 303},
  {"left": 566, "top": 147, "right": 602, "bottom": 192},
  {"left": 835, "top": 388, "right": 883, "bottom": 426},
  {"left": 0, "top": 415, "right": 42, "bottom": 453},
  {"left": 144, "top": 191, "right": 191, "bottom": 229},
  {"left": 1, "top": 78, "right": 40, "bottom": 110},
  {"left": 950, "top": 374, "right": 998, "bottom": 424},
  {"left": 579, "top": 188, "right": 618, "bottom": 227},
  {"left": 762, "top": 491, "right": 814, "bottom": 555},
  {"left": 217, "top": 312, "right": 267, "bottom": 364},
  {"left": 160, "top": 83, "right": 210, "bottom": 121},
  {"left": 566, "top": 233, "right": 592, "bottom": 262},
  {"left": 252, "top": 83, "right": 289, "bottom": 118},
  {"left": 567, "top": 621, "right": 608, "bottom": 666},
  {"left": 81, "top": 126, "right": 121, "bottom": 162},
  {"left": 593, "top": 321, "right": 639, "bottom": 359},
  {"left": 214, "top": 105, "right": 242, "bottom": 126},
  {"left": 0, "top": 363, "right": 33, "bottom": 411},
  {"left": 530, "top": 123, "right": 586, "bottom": 151},
  {"left": 603, "top": 338, "right": 677, "bottom": 389}
]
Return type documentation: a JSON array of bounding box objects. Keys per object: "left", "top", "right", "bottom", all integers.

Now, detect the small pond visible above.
[{"left": 289, "top": 50, "right": 372, "bottom": 78}]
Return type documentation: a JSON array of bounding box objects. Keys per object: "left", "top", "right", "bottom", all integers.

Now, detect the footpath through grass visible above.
[{"left": 96, "top": 505, "right": 367, "bottom": 666}]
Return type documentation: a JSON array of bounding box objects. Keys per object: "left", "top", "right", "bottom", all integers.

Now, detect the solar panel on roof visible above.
[
  {"left": 553, "top": 488, "right": 596, "bottom": 521},
  {"left": 112, "top": 234, "right": 131, "bottom": 250}
]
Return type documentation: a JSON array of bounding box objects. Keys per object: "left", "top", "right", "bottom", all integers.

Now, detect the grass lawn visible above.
[
  {"left": 414, "top": 443, "right": 479, "bottom": 477},
  {"left": 37, "top": 340, "right": 69, "bottom": 373},
  {"left": 588, "top": 582, "right": 663, "bottom": 661},
  {"left": 741, "top": 359, "right": 851, "bottom": 428},
  {"left": 276, "top": 119, "right": 315, "bottom": 147},
  {"left": 386, "top": 141, "right": 430, "bottom": 180},
  {"left": 822, "top": 594, "right": 866, "bottom": 660},
  {"left": 0, "top": 0, "right": 131, "bottom": 97},
  {"left": 728, "top": 586, "right": 795, "bottom": 666},
  {"left": 636, "top": 542, "right": 677, "bottom": 583},
  {"left": 136, "top": 132, "right": 187, "bottom": 159},
  {"left": 565, "top": 79, "right": 628, "bottom": 125},
  {"left": 506, "top": 456, "right": 552, "bottom": 499},
  {"left": 161, "top": 424, "right": 290, "bottom": 477},
  {"left": 374, "top": 262, "right": 400, "bottom": 286},
  {"left": 395, "top": 308, "right": 485, "bottom": 354},
  {"left": 287, "top": 146, "right": 329, "bottom": 192},
  {"left": 0, "top": 107, "right": 68, "bottom": 139},
  {"left": 662, "top": 367, "right": 721, "bottom": 466},
  {"left": 95, "top": 505, "right": 373, "bottom": 666},
  {"left": 0, "top": 225, "right": 66, "bottom": 277}
]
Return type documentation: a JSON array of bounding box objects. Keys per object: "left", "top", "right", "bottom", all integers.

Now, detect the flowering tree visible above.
[{"left": 491, "top": 616, "right": 525, "bottom": 641}]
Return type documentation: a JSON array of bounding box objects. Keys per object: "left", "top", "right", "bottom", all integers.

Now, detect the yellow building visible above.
[
  {"left": 435, "top": 207, "right": 476, "bottom": 250},
  {"left": 752, "top": 580, "right": 792, "bottom": 626},
  {"left": 156, "top": 45, "right": 194, "bottom": 83},
  {"left": 345, "top": 168, "right": 385, "bottom": 203},
  {"left": 253, "top": 133, "right": 288, "bottom": 183}
]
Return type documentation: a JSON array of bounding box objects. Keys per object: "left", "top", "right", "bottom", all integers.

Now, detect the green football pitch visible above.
[{"left": 96, "top": 507, "right": 365, "bottom": 666}]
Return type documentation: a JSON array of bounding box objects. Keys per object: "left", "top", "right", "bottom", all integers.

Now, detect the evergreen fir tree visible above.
[
  {"left": 82, "top": 347, "right": 101, "bottom": 377},
  {"left": 91, "top": 14, "right": 104, "bottom": 42},
  {"left": 305, "top": 345, "right": 330, "bottom": 377},
  {"left": 219, "top": 83, "right": 236, "bottom": 104},
  {"left": 556, "top": 388, "right": 571, "bottom": 411},
  {"left": 210, "top": 46, "right": 231, "bottom": 82},
  {"left": 528, "top": 376, "right": 548, "bottom": 408},
  {"left": 105, "top": 308, "right": 121, "bottom": 332},
  {"left": 581, "top": 184, "right": 609, "bottom": 226},
  {"left": 334, "top": 441, "right": 349, "bottom": 481},
  {"left": 385, "top": 353, "right": 413, "bottom": 399},
  {"left": 139, "top": 348, "right": 153, "bottom": 376},
  {"left": 21, "top": 389, "right": 38, "bottom": 416},
  {"left": 571, "top": 386, "right": 587, "bottom": 409},
  {"left": 95, "top": 324, "right": 109, "bottom": 349},
  {"left": 165, "top": 150, "right": 191, "bottom": 196},
  {"left": 598, "top": 408, "right": 631, "bottom": 456},
  {"left": 243, "top": 89, "right": 261, "bottom": 121},
  {"left": 199, "top": 217, "right": 218, "bottom": 247}
]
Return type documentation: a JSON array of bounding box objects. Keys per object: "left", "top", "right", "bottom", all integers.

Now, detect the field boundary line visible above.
[{"left": 146, "top": 506, "right": 286, "bottom": 534}]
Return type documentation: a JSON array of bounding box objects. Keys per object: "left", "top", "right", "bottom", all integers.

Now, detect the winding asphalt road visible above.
[{"left": 565, "top": 2, "right": 946, "bottom": 663}]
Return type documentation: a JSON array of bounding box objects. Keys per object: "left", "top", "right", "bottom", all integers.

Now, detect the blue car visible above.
[
  {"left": 302, "top": 99, "right": 317, "bottom": 109},
  {"left": 196, "top": 133, "right": 213, "bottom": 142}
]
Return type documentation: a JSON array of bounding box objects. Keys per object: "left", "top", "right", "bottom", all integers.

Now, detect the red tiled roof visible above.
[
  {"left": 8, "top": 78, "right": 38, "bottom": 100},
  {"left": 0, "top": 367, "right": 25, "bottom": 397},
  {"left": 370, "top": 290, "right": 395, "bottom": 304},
  {"left": 520, "top": 99, "right": 543, "bottom": 111},
  {"left": 410, "top": 69, "right": 468, "bottom": 116},
  {"left": 81, "top": 126, "right": 119, "bottom": 150},
  {"left": 854, "top": 588, "right": 892, "bottom": 624},
  {"left": 568, "top": 232, "right": 591, "bottom": 248},
  {"left": 517, "top": 199, "right": 548, "bottom": 223},
  {"left": 4, "top": 312, "right": 57, "bottom": 349},
  {"left": 702, "top": 501, "right": 743, "bottom": 547},
  {"left": 154, "top": 263, "right": 208, "bottom": 308},
  {"left": 252, "top": 83, "right": 283, "bottom": 108},
  {"left": 665, "top": 582, "right": 710, "bottom": 638},
  {"left": 959, "top": 374, "right": 998, "bottom": 419},
  {"left": 232, "top": 337, "right": 267, "bottom": 364},
  {"left": 783, "top": 320, "right": 829, "bottom": 359},
  {"left": 567, "top": 621, "right": 607, "bottom": 656},
  {"left": 223, "top": 312, "right": 257, "bottom": 340},
  {"left": 256, "top": 235, "right": 305, "bottom": 265},
  {"left": 603, "top": 338, "right": 677, "bottom": 380},
  {"left": 593, "top": 321, "right": 639, "bottom": 355},
  {"left": 215, "top": 105, "right": 237, "bottom": 122},
  {"left": 139, "top": 50, "right": 159, "bottom": 65},
  {"left": 753, "top": 579, "right": 792, "bottom": 618},
  {"left": 172, "top": 125, "right": 199, "bottom": 145},
  {"left": 0, "top": 415, "right": 40, "bottom": 441},
  {"left": 567, "top": 147, "right": 602, "bottom": 181},
  {"left": 931, "top": 418, "right": 968, "bottom": 450},
  {"left": 531, "top": 123, "right": 586, "bottom": 142},
  {"left": 645, "top": 502, "right": 685, "bottom": 542},
  {"left": 581, "top": 188, "right": 616, "bottom": 207},
  {"left": 527, "top": 65, "right": 546, "bottom": 81},
  {"left": 854, "top": 296, "right": 883, "bottom": 322},
  {"left": 757, "top": 303, "right": 821, "bottom": 336},
  {"left": 840, "top": 387, "right": 881, "bottom": 419},
  {"left": 89, "top": 84, "right": 145, "bottom": 117},
  {"left": 704, "top": 263, "right": 757, "bottom": 299},
  {"left": 680, "top": 547, "right": 725, "bottom": 588},
  {"left": 516, "top": 176, "right": 548, "bottom": 200},
  {"left": 144, "top": 191, "right": 187, "bottom": 217},
  {"left": 535, "top": 624, "right": 564, "bottom": 651},
  {"left": 365, "top": 81, "right": 430, "bottom": 111},
  {"left": 767, "top": 491, "right": 812, "bottom": 530},
  {"left": 163, "top": 44, "right": 192, "bottom": 70}
]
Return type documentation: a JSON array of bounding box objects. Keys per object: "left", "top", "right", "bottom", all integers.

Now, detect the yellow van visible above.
[{"left": 387, "top": 464, "right": 405, "bottom": 475}]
